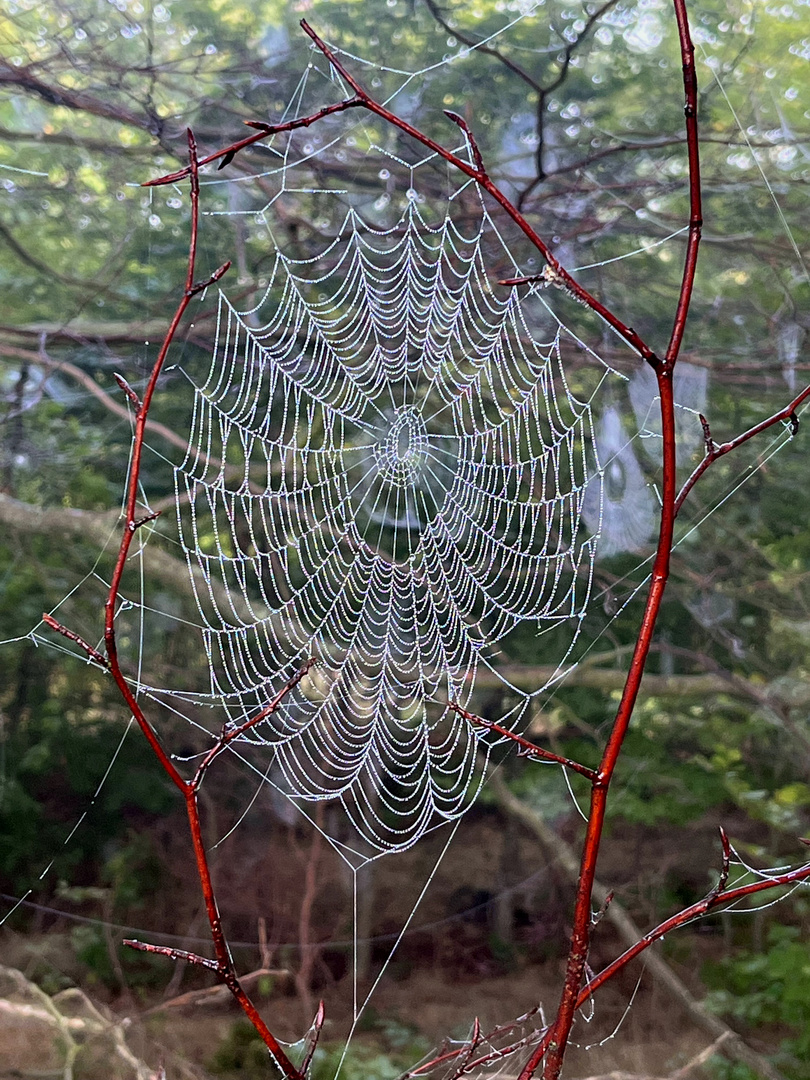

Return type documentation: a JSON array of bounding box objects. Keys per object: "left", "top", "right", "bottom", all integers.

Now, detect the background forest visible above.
[{"left": 1, "top": 1, "right": 809, "bottom": 1078}]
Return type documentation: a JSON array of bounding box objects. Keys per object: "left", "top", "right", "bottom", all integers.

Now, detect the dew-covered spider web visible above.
[
  {"left": 171, "top": 184, "right": 605, "bottom": 855},
  {"left": 3, "top": 6, "right": 809, "bottom": 1072}
]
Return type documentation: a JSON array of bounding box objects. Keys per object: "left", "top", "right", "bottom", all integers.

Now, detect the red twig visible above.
[
  {"left": 144, "top": 100, "right": 365, "bottom": 188},
  {"left": 665, "top": 0, "right": 703, "bottom": 367},
  {"left": 524, "top": 856, "right": 810, "bottom": 1066},
  {"left": 123, "top": 940, "right": 219, "bottom": 971},
  {"left": 298, "top": 20, "right": 660, "bottom": 370},
  {"left": 42, "top": 129, "right": 304, "bottom": 1080},
  {"left": 299, "top": 999, "right": 326, "bottom": 1077},
  {"left": 674, "top": 390, "right": 809, "bottom": 515},
  {"left": 449, "top": 703, "right": 597, "bottom": 782},
  {"left": 41, "top": 613, "right": 108, "bottom": 668},
  {"left": 403, "top": 1008, "right": 543, "bottom": 1080},
  {"left": 191, "top": 658, "right": 316, "bottom": 789}
]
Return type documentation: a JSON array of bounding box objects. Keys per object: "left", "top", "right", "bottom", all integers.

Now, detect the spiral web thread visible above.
[{"left": 172, "top": 177, "right": 610, "bottom": 855}]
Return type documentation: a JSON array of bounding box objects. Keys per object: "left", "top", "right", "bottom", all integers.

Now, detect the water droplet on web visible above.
[
  {"left": 406, "top": 188, "right": 418, "bottom": 201},
  {"left": 379, "top": 169, "right": 390, "bottom": 180}
]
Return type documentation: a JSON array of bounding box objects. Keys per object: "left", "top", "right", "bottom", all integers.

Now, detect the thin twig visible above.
[
  {"left": 123, "top": 940, "right": 219, "bottom": 971},
  {"left": 449, "top": 703, "right": 597, "bottom": 782},
  {"left": 41, "top": 613, "right": 108, "bottom": 668},
  {"left": 299, "top": 19, "right": 661, "bottom": 369},
  {"left": 675, "top": 389, "right": 810, "bottom": 514},
  {"left": 190, "top": 658, "right": 316, "bottom": 789},
  {"left": 144, "top": 100, "right": 366, "bottom": 188}
]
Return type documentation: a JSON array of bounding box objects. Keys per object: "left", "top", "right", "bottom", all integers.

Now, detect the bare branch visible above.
[
  {"left": 676, "top": 383, "right": 810, "bottom": 514},
  {"left": 41, "top": 613, "right": 108, "bottom": 668},
  {"left": 190, "top": 658, "right": 316, "bottom": 790},
  {"left": 122, "top": 940, "right": 219, "bottom": 971},
  {"left": 449, "top": 702, "right": 597, "bottom": 782},
  {"left": 299, "top": 19, "right": 661, "bottom": 369},
  {"left": 144, "top": 99, "right": 365, "bottom": 188}
]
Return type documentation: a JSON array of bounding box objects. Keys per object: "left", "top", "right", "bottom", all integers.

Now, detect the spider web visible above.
[
  {"left": 2, "top": 8, "right": 808, "bottom": 1075},
  {"left": 170, "top": 182, "right": 606, "bottom": 854}
]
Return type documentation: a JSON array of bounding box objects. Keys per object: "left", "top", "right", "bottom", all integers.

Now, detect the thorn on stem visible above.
[{"left": 217, "top": 149, "right": 237, "bottom": 170}]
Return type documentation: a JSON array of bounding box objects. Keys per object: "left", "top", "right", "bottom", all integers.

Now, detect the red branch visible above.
[
  {"left": 143, "top": 100, "right": 366, "bottom": 187},
  {"left": 403, "top": 1008, "right": 544, "bottom": 1080},
  {"left": 675, "top": 390, "right": 809, "bottom": 515},
  {"left": 524, "top": 2, "right": 700, "bottom": 1072},
  {"left": 448, "top": 703, "right": 597, "bottom": 782},
  {"left": 298, "top": 20, "right": 661, "bottom": 370},
  {"left": 526, "top": 856, "right": 810, "bottom": 1066},
  {"left": 42, "top": 129, "right": 307, "bottom": 1080}
]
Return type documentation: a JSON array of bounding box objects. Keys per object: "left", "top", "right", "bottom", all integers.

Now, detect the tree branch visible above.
[
  {"left": 489, "top": 770, "right": 790, "bottom": 1080},
  {"left": 675, "top": 391, "right": 810, "bottom": 514}
]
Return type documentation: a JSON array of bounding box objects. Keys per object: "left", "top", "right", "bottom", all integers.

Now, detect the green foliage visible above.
[
  {"left": 209, "top": 1020, "right": 273, "bottom": 1078},
  {"left": 0, "top": 611, "right": 174, "bottom": 893},
  {"left": 704, "top": 924, "right": 810, "bottom": 1080}
]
